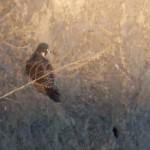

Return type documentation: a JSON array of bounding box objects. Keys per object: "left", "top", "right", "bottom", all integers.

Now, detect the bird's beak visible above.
[
  {"left": 47, "top": 49, "right": 53, "bottom": 54},
  {"left": 47, "top": 49, "right": 51, "bottom": 53}
]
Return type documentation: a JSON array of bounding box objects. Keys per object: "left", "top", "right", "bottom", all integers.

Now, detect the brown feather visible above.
[{"left": 26, "top": 43, "right": 60, "bottom": 102}]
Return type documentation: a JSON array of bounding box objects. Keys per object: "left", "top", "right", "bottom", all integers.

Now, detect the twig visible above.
[
  {"left": 0, "top": 50, "right": 106, "bottom": 100},
  {"left": 0, "top": 8, "right": 15, "bottom": 23},
  {"left": 3, "top": 41, "right": 30, "bottom": 49}
]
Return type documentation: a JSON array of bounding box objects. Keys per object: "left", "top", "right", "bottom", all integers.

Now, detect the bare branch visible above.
[
  {"left": 0, "top": 50, "right": 107, "bottom": 100},
  {"left": 2, "top": 41, "right": 30, "bottom": 49}
]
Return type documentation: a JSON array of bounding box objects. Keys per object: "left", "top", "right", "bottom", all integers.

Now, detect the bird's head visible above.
[{"left": 36, "top": 43, "right": 50, "bottom": 57}]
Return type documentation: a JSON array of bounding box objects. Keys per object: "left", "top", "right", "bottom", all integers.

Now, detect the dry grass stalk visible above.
[{"left": 0, "top": 49, "right": 107, "bottom": 100}]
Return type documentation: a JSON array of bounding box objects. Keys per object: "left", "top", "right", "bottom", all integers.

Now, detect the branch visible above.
[{"left": 0, "top": 50, "right": 106, "bottom": 100}]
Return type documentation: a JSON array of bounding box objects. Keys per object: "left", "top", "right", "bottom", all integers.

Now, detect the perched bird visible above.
[{"left": 26, "top": 43, "right": 60, "bottom": 102}]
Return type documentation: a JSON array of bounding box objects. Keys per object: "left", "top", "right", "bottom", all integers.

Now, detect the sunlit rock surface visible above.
[{"left": 0, "top": 0, "right": 150, "bottom": 150}]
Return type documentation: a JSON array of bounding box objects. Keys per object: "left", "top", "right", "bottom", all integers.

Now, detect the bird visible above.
[{"left": 26, "top": 43, "right": 61, "bottom": 102}]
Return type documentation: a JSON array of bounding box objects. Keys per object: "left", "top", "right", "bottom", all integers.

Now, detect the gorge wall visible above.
[{"left": 0, "top": 0, "right": 150, "bottom": 150}]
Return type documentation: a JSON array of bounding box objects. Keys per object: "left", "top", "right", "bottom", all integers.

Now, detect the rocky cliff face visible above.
[{"left": 0, "top": 0, "right": 150, "bottom": 150}]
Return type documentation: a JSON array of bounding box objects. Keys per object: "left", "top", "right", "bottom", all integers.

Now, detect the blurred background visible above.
[{"left": 0, "top": 0, "right": 150, "bottom": 149}]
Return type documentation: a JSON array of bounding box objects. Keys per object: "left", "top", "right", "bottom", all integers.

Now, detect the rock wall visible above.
[{"left": 0, "top": 0, "right": 150, "bottom": 150}]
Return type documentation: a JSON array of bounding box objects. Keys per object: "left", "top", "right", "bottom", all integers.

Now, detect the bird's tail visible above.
[{"left": 45, "top": 87, "right": 61, "bottom": 102}]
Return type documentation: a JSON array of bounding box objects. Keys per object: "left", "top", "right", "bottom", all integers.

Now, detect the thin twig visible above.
[
  {"left": 3, "top": 41, "right": 30, "bottom": 49},
  {"left": 0, "top": 50, "right": 106, "bottom": 100}
]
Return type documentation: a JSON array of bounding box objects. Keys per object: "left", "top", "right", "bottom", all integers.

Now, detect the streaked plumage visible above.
[{"left": 26, "top": 43, "right": 60, "bottom": 102}]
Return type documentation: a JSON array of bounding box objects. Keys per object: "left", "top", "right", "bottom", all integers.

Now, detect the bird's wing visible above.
[{"left": 26, "top": 60, "right": 54, "bottom": 87}]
